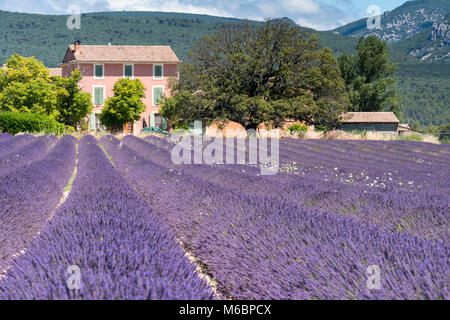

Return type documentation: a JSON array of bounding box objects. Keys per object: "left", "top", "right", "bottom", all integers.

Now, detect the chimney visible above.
[{"left": 74, "top": 40, "right": 81, "bottom": 52}]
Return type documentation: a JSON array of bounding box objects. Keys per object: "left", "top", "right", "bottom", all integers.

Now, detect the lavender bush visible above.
[
  {"left": 100, "top": 135, "right": 449, "bottom": 300},
  {"left": 0, "top": 134, "right": 35, "bottom": 155},
  {"left": 0, "top": 135, "right": 58, "bottom": 176},
  {"left": 123, "top": 136, "right": 449, "bottom": 241},
  {"left": 0, "top": 136, "right": 214, "bottom": 300},
  {"left": 0, "top": 135, "right": 76, "bottom": 272}
]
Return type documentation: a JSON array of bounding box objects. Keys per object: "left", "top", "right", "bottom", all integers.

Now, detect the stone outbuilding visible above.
[{"left": 340, "top": 112, "right": 399, "bottom": 133}]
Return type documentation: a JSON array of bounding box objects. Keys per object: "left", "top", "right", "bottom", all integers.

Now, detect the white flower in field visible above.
[
  {"left": 389, "top": 178, "right": 392, "bottom": 181},
  {"left": 388, "top": 172, "right": 392, "bottom": 175},
  {"left": 334, "top": 167, "right": 338, "bottom": 171},
  {"left": 373, "top": 180, "right": 377, "bottom": 184},
  {"left": 399, "top": 182, "right": 402, "bottom": 186},
  {"left": 408, "top": 181, "right": 414, "bottom": 185}
]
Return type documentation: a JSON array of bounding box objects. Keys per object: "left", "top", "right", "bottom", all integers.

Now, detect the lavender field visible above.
[{"left": 0, "top": 132, "right": 448, "bottom": 300}]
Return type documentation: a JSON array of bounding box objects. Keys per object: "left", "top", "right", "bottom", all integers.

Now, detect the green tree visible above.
[
  {"left": 99, "top": 78, "right": 146, "bottom": 131},
  {"left": 0, "top": 53, "right": 51, "bottom": 91},
  {"left": 0, "top": 78, "right": 59, "bottom": 118},
  {"left": 53, "top": 69, "right": 93, "bottom": 127},
  {"left": 338, "top": 36, "right": 402, "bottom": 119},
  {"left": 0, "top": 54, "right": 59, "bottom": 119},
  {"left": 161, "top": 20, "right": 349, "bottom": 130}
]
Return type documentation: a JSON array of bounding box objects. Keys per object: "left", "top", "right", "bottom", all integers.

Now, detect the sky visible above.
[{"left": 0, "top": 0, "right": 408, "bottom": 30}]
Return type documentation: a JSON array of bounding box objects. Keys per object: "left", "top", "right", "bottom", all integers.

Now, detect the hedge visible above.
[
  {"left": 287, "top": 123, "right": 307, "bottom": 133},
  {"left": 0, "top": 112, "right": 65, "bottom": 135}
]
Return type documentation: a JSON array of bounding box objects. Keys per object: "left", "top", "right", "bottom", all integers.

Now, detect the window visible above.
[
  {"left": 124, "top": 64, "right": 133, "bottom": 79},
  {"left": 93, "top": 86, "right": 105, "bottom": 106},
  {"left": 90, "top": 114, "right": 96, "bottom": 131},
  {"left": 94, "top": 64, "right": 104, "bottom": 79},
  {"left": 153, "top": 86, "right": 164, "bottom": 106},
  {"left": 153, "top": 64, "right": 163, "bottom": 79},
  {"left": 89, "top": 113, "right": 105, "bottom": 131},
  {"left": 149, "top": 113, "right": 167, "bottom": 130},
  {"left": 154, "top": 113, "right": 163, "bottom": 128}
]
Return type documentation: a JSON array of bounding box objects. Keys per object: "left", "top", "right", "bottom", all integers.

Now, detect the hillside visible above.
[
  {"left": 390, "top": 13, "right": 450, "bottom": 62},
  {"left": 334, "top": 0, "right": 450, "bottom": 43},
  {"left": 0, "top": 10, "right": 357, "bottom": 67},
  {"left": 0, "top": 8, "right": 448, "bottom": 127}
]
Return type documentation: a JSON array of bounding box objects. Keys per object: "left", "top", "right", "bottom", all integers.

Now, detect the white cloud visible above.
[
  {"left": 280, "top": 0, "right": 320, "bottom": 14},
  {"left": 103, "top": 0, "right": 232, "bottom": 17},
  {"left": 0, "top": 0, "right": 361, "bottom": 31}
]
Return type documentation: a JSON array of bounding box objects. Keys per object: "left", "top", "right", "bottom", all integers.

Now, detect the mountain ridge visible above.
[{"left": 334, "top": 0, "right": 450, "bottom": 44}]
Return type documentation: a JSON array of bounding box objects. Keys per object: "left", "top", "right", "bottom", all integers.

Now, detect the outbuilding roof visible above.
[{"left": 341, "top": 112, "right": 399, "bottom": 123}]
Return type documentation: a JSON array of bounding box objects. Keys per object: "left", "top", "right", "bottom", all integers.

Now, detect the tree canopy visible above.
[
  {"left": 53, "top": 70, "right": 93, "bottom": 127},
  {"left": 338, "top": 36, "right": 402, "bottom": 119},
  {"left": 161, "top": 20, "right": 349, "bottom": 130},
  {"left": 99, "top": 78, "right": 146, "bottom": 131},
  {"left": 0, "top": 54, "right": 92, "bottom": 127},
  {"left": 0, "top": 54, "right": 58, "bottom": 118}
]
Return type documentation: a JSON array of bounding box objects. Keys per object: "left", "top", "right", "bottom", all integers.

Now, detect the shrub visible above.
[
  {"left": 0, "top": 112, "right": 64, "bottom": 135},
  {"left": 287, "top": 123, "right": 307, "bottom": 134},
  {"left": 399, "top": 134, "right": 423, "bottom": 142}
]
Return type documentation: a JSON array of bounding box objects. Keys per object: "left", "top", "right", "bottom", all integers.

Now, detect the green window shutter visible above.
[
  {"left": 150, "top": 113, "right": 155, "bottom": 128},
  {"left": 124, "top": 65, "right": 133, "bottom": 78},
  {"left": 90, "top": 114, "right": 96, "bottom": 131},
  {"left": 94, "top": 87, "right": 104, "bottom": 105},
  {"left": 95, "top": 65, "right": 103, "bottom": 78},
  {"left": 153, "top": 87, "right": 163, "bottom": 105},
  {"left": 154, "top": 65, "right": 162, "bottom": 78},
  {"left": 162, "top": 117, "right": 167, "bottom": 130}
]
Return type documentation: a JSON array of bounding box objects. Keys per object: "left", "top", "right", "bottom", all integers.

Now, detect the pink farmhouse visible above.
[{"left": 60, "top": 40, "right": 180, "bottom": 133}]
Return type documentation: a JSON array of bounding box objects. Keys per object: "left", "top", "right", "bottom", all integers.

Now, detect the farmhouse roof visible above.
[
  {"left": 49, "top": 68, "right": 62, "bottom": 77},
  {"left": 341, "top": 112, "right": 399, "bottom": 123},
  {"left": 64, "top": 44, "right": 180, "bottom": 63}
]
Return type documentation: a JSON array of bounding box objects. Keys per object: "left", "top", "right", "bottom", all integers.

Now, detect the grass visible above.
[
  {"left": 63, "top": 144, "right": 78, "bottom": 193},
  {"left": 99, "top": 143, "right": 114, "bottom": 166},
  {"left": 63, "top": 166, "right": 78, "bottom": 193},
  {"left": 398, "top": 134, "right": 423, "bottom": 142}
]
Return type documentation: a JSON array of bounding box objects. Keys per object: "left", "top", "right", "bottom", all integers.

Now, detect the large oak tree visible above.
[{"left": 161, "top": 20, "right": 349, "bottom": 130}]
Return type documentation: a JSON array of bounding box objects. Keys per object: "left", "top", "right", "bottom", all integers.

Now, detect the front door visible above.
[{"left": 124, "top": 122, "right": 133, "bottom": 134}]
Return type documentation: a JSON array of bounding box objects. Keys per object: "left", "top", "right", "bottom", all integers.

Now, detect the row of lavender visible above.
[
  {"left": 0, "top": 135, "right": 76, "bottom": 272},
  {"left": 0, "top": 135, "right": 58, "bottom": 177},
  {"left": 120, "top": 136, "right": 449, "bottom": 241},
  {"left": 101, "top": 135, "right": 449, "bottom": 299},
  {"left": 0, "top": 136, "right": 214, "bottom": 299}
]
